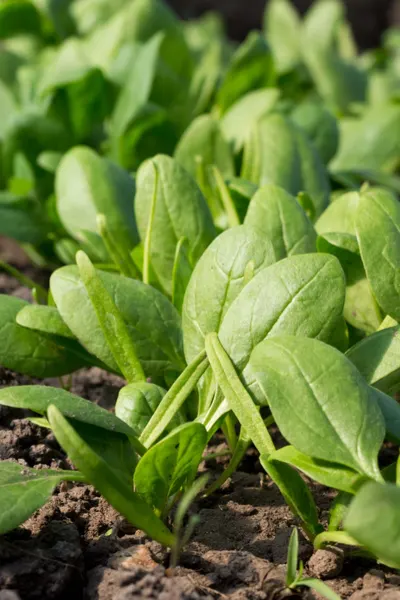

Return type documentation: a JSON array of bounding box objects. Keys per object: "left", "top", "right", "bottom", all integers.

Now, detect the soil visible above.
[{"left": 0, "top": 239, "right": 400, "bottom": 600}]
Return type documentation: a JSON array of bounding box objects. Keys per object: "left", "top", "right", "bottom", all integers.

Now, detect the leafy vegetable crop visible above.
[{"left": 0, "top": 0, "right": 400, "bottom": 581}]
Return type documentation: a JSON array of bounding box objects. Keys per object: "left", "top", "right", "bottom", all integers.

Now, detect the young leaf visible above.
[
  {"left": 346, "top": 327, "right": 400, "bottom": 394},
  {"left": 286, "top": 528, "right": 299, "bottom": 587},
  {"left": 77, "top": 251, "right": 146, "bottom": 383},
  {"left": 296, "top": 579, "right": 341, "bottom": 600},
  {"left": 183, "top": 225, "right": 276, "bottom": 366},
  {"left": 344, "top": 481, "right": 400, "bottom": 568},
  {"left": 135, "top": 154, "right": 216, "bottom": 295},
  {"left": 171, "top": 237, "right": 192, "bottom": 313},
  {"left": 216, "top": 31, "right": 275, "bottom": 114},
  {"left": 249, "top": 336, "right": 385, "bottom": 479},
  {"left": 47, "top": 404, "right": 174, "bottom": 547},
  {"left": 116, "top": 382, "right": 183, "bottom": 437},
  {"left": 264, "top": 0, "right": 301, "bottom": 74},
  {"left": 355, "top": 188, "right": 400, "bottom": 322},
  {"left": 220, "top": 88, "right": 279, "bottom": 153},
  {"left": 0, "top": 462, "right": 85, "bottom": 536},
  {"left": 50, "top": 265, "right": 185, "bottom": 379},
  {"left": 269, "top": 446, "right": 365, "bottom": 494},
  {"left": 17, "top": 305, "right": 75, "bottom": 339},
  {"left": 218, "top": 254, "right": 346, "bottom": 403},
  {"left": 244, "top": 184, "right": 316, "bottom": 260},
  {"left": 56, "top": 146, "right": 138, "bottom": 255},
  {"left": 0, "top": 295, "right": 90, "bottom": 377},
  {"left": 291, "top": 100, "right": 339, "bottom": 165},
  {"left": 0, "top": 385, "right": 144, "bottom": 449},
  {"left": 134, "top": 422, "right": 207, "bottom": 513}
]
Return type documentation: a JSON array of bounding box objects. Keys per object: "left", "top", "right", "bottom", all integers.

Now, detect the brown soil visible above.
[{"left": 0, "top": 239, "right": 400, "bottom": 600}]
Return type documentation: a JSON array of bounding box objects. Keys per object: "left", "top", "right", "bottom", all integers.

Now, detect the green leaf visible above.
[
  {"left": 0, "top": 192, "right": 49, "bottom": 245},
  {"left": 0, "top": 462, "right": 84, "bottom": 536},
  {"left": 315, "top": 191, "right": 359, "bottom": 237},
  {"left": 216, "top": 31, "right": 274, "bottom": 114},
  {"left": 249, "top": 335, "right": 385, "bottom": 479},
  {"left": 264, "top": 0, "right": 301, "bottom": 74},
  {"left": 0, "top": 385, "right": 143, "bottom": 445},
  {"left": 220, "top": 88, "right": 279, "bottom": 153},
  {"left": 50, "top": 265, "right": 185, "bottom": 379},
  {"left": 331, "top": 105, "right": 400, "bottom": 173},
  {"left": 286, "top": 528, "right": 299, "bottom": 587},
  {"left": 0, "top": 295, "right": 90, "bottom": 377},
  {"left": 244, "top": 184, "right": 316, "bottom": 260},
  {"left": 116, "top": 381, "right": 183, "bottom": 437},
  {"left": 134, "top": 422, "right": 207, "bottom": 513},
  {"left": 0, "top": 1, "right": 42, "bottom": 39},
  {"left": 56, "top": 146, "right": 138, "bottom": 255},
  {"left": 77, "top": 251, "right": 145, "bottom": 383},
  {"left": 296, "top": 579, "right": 341, "bottom": 600},
  {"left": 355, "top": 188, "right": 400, "bottom": 322},
  {"left": 183, "top": 225, "right": 276, "bottom": 368},
  {"left": 17, "top": 304, "right": 75, "bottom": 339},
  {"left": 344, "top": 481, "right": 400, "bottom": 568},
  {"left": 347, "top": 327, "right": 400, "bottom": 394},
  {"left": 218, "top": 254, "right": 346, "bottom": 403},
  {"left": 171, "top": 237, "right": 192, "bottom": 313},
  {"left": 48, "top": 404, "right": 174, "bottom": 547},
  {"left": 291, "top": 100, "right": 339, "bottom": 165},
  {"left": 135, "top": 154, "right": 216, "bottom": 295},
  {"left": 372, "top": 389, "right": 400, "bottom": 445},
  {"left": 302, "top": 0, "right": 366, "bottom": 112},
  {"left": 269, "top": 446, "right": 365, "bottom": 494}
]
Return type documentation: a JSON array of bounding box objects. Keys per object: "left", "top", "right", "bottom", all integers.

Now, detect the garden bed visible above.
[{"left": 0, "top": 255, "right": 399, "bottom": 600}]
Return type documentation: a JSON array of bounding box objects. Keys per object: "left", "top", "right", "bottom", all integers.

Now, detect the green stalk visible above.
[
  {"left": 76, "top": 251, "right": 146, "bottom": 383},
  {"left": 143, "top": 163, "right": 159, "bottom": 285},
  {"left": 140, "top": 351, "right": 209, "bottom": 448},
  {"left": 205, "top": 333, "right": 275, "bottom": 455},
  {"left": 211, "top": 165, "right": 240, "bottom": 228},
  {"left": 0, "top": 259, "right": 47, "bottom": 304},
  {"left": 97, "top": 214, "right": 140, "bottom": 279}
]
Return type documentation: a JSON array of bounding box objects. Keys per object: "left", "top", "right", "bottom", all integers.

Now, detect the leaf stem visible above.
[{"left": 143, "top": 163, "right": 159, "bottom": 285}]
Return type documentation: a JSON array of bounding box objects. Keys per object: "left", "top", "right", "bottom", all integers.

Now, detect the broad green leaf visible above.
[
  {"left": 264, "top": 0, "right": 301, "bottom": 74},
  {"left": 331, "top": 105, "right": 400, "bottom": 173},
  {"left": 218, "top": 254, "right": 346, "bottom": 402},
  {"left": 291, "top": 100, "right": 339, "bottom": 165},
  {"left": 56, "top": 146, "right": 138, "bottom": 255},
  {"left": 244, "top": 184, "right": 316, "bottom": 260},
  {"left": 48, "top": 404, "right": 174, "bottom": 546},
  {"left": 249, "top": 336, "right": 385, "bottom": 479},
  {"left": 183, "top": 225, "right": 276, "bottom": 366},
  {"left": 0, "top": 1, "right": 42, "bottom": 39},
  {"left": 269, "top": 446, "right": 365, "bottom": 494},
  {"left": 110, "top": 33, "right": 163, "bottom": 141},
  {"left": 220, "top": 88, "right": 279, "bottom": 153},
  {"left": 372, "top": 389, "right": 400, "bottom": 445},
  {"left": 116, "top": 381, "right": 182, "bottom": 437},
  {"left": 2, "top": 109, "right": 71, "bottom": 182},
  {"left": 174, "top": 115, "right": 234, "bottom": 226},
  {"left": 344, "top": 482, "right": 400, "bottom": 568},
  {"left": 17, "top": 304, "right": 74, "bottom": 339},
  {"left": 174, "top": 113, "right": 234, "bottom": 194},
  {"left": 347, "top": 327, "right": 400, "bottom": 393},
  {"left": 355, "top": 188, "right": 400, "bottom": 322},
  {"left": 50, "top": 265, "right": 185, "bottom": 378},
  {"left": 241, "top": 112, "right": 330, "bottom": 218},
  {"left": 0, "top": 462, "right": 84, "bottom": 536},
  {"left": 134, "top": 422, "right": 207, "bottom": 513},
  {"left": 261, "top": 456, "right": 321, "bottom": 537},
  {"left": 302, "top": 0, "right": 367, "bottom": 112},
  {"left": 315, "top": 191, "right": 359, "bottom": 237},
  {"left": 0, "top": 192, "right": 49, "bottom": 244},
  {"left": 0, "top": 295, "right": 90, "bottom": 377},
  {"left": 216, "top": 31, "right": 274, "bottom": 114},
  {"left": 0, "top": 385, "right": 142, "bottom": 442},
  {"left": 135, "top": 154, "right": 216, "bottom": 295},
  {"left": 241, "top": 112, "right": 301, "bottom": 194}
]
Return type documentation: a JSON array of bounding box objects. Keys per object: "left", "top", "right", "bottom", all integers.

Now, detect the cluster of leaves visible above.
[{"left": 0, "top": 0, "right": 400, "bottom": 584}]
